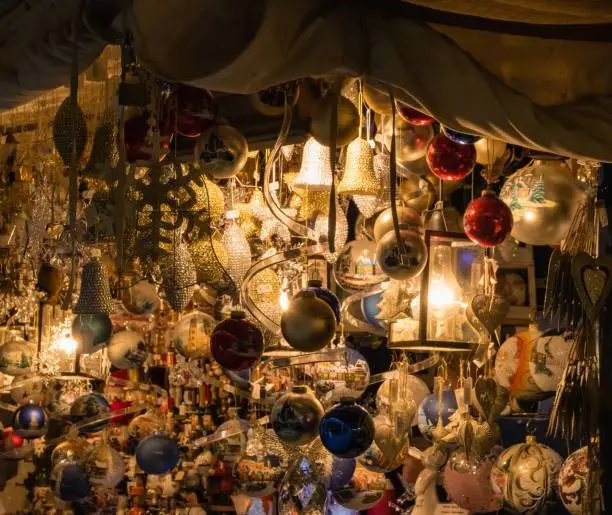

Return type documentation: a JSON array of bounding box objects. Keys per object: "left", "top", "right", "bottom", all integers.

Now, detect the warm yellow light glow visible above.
[
  {"left": 53, "top": 333, "right": 78, "bottom": 354},
  {"left": 279, "top": 291, "right": 290, "bottom": 312},
  {"left": 523, "top": 210, "right": 536, "bottom": 222}
]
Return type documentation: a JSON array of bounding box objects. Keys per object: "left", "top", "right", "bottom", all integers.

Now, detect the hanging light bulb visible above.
[
  {"left": 338, "top": 138, "right": 379, "bottom": 196},
  {"left": 314, "top": 205, "right": 349, "bottom": 263},
  {"left": 293, "top": 138, "right": 333, "bottom": 193},
  {"left": 222, "top": 210, "right": 252, "bottom": 285}
]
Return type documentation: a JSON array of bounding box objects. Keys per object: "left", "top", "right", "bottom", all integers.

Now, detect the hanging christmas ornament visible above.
[
  {"left": 558, "top": 446, "right": 589, "bottom": 515},
  {"left": 194, "top": 124, "right": 248, "bottom": 179},
  {"left": 128, "top": 413, "right": 165, "bottom": 441},
  {"left": 189, "top": 237, "right": 229, "bottom": 285},
  {"left": 463, "top": 190, "right": 513, "bottom": 247},
  {"left": 84, "top": 445, "right": 125, "bottom": 488},
  {"left": 293, "top": 138, "right": 334, "bottom": 192},
  {"left": 210, "top": 311, "right": 263, "bottom": 371},
  {"left": 399, "top": 172, "right": 436, "bottom": 214},
  {"left": 363, "top": 84, "right": 392, "bottom": 115},
  {"left": 234, "top": 454, "right": 285, "bottom": 498},
  {"left": 122, "top": 279, "right": 161, "bottom": 315},
  {"left": 167, "top": 311, "right": 215, "bottom": 359},
  {"left": 51, "top": 439, "right": 90, "bottom": 467},
  {"left": 382, "top": 117, "right": 433, "bottom": 165},
  {"left": 314, "top": 204, "right": 349, "bottom": 263},
  {"left": 490, "top": 436, "right": 562, "bottom": 514},
  {"left": 52, "top": 96, "right": 87, "bottom": 166},
  {"left": 354, "top": 152, "right": 394, "bottom": 219},
  {"left": 124, "top": 110, "right": 173, "bottom": 165},
  {"left": 51, "top": 461, "right": 91, "bottom": 502},
  {"left": 271, "top": 386, "right": 324, "bottom": 446},
  {"left": 310, "top": 94, "right": 359, "bottom": 147},
  {"left": 306, "top": 279, "right": 341, "bottom": 322},
  {"left": 417, "top": 390, "right": 458, "bottom": 440},
  {"left": 334, "top": 240, "right": 386, "bottom": 292},
  {"left": 424, "top": 203, "right": 463, "bottom": 232},
  {"left": 107, "top": 330, "right": 148, "bottom": 370},
  {"left": 358, "top": 414, "right": 410, "bottom": 473},
  {"left": 70, "top": 393, "right": 111, "bottom": 434},
  {"left": 443, "top": 451, "right": 502, "bottom": 513},
  {"left": 332, "top": 462, "right": 386, "bottom": 510},
  {"left": 71, "top": 314, "right": 113, "bottom": 354},
  {"left": 221, "top": 213, "right": 252, "bottom": 285},
  {"left": 281, "top": 290, "right": 337, "bottom": 352},
  {"left": 338, "top": 138, "right": 379, "bottom": 196},
  {"left": 320, "top": 399, "right": 375, "bottom": 459},
  {"left": 373, "top": 206, "right": 424, "bottom": 242},
  {"left": 12, "top": 404, "right": 48, "bottom": 438},
  {"left": 377, "top": 373, "right": 430, "bottom": 426},
  {"left": 499, "top": 159, "right": 583, "bottom": 246},
  {"left": 426, "top": 134, "right": 476, "bottom": 181},
  {"left": 396, "top": 102, "right": 435, "bottom": 126},
  {"left": 475, "top": 137, "right": 507, "bottom": 165},
  {"left": 135, "top": 434, "right": 180, "bottom": 475},
  {"left": 441, "top": 127, "right": 482, "bottom": 145},
  {"left": 375, "top": 229, "right": 428, "bottom": 281},
  {"left": 312, "top": 348, "right": 370, "bottom": 405},
  {"left": 161, "top": 240, "right": 197, "bottom": 312},
  {"left": 164, "top": 84, "right": 216, "bottom": 138},
  {"left": 73, "top": 257, "right": 113, "bottom": 315},
  {"left": 36, "top": 263, "right": 65, "bottom": 305},
  {"left": 0, "top": 338, "right": 35, "bottom": 377}
]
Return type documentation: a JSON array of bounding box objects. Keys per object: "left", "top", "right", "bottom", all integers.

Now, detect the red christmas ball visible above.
[
  {"left": 3, "top": 429, "right": 24, "bottom": 450},
  {"left": 124, "top": 111, "right": 173, "bottom": 164},
  {"left": 396, "top": 102, "right": 436, "bottom": 126},
  {"left": 210, "top": 311, "right": 264, "bottom": 371},
  {"left": 463, "top": 190, "right": 513, "bottom": 247},
  {"left": 426, "top": 133, "right": 476, "bottom": 181},
  {"left": 110, "top": 399, "right": 134, "bottom": 426},
  {"left": 164, "top": 84, "right": 216, "bottom": 138}
]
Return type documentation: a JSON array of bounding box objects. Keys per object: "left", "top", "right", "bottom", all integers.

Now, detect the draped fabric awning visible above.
[{"left": 2, "top": 0, "right": 612, "bottom": 161}]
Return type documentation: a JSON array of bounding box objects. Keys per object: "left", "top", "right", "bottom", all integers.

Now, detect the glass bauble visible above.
[
  {"left": 442, "top": 126, "right": 482, "bottom": 145},
  {"left": 334, "top": 240, "right": 387, "bottom": 292},
  {"left": 495, "top": 326, "right": 570, "bottom": 401},
  {"left": 382, "top": 117, "right": 434, "bottom": 164},
  {"left": 306, "top": 279, "right": 341, "bottom": 323},
  {"left": 189, "top": 237, "right": 229, "bottom": 285},
  {"left": 124, "top": 110, "right": 172, "bottom": 165},
  {"left": 396, "top": 102, "right": 436, "bottom": 126},
  {"left": 194, "top": 124, "right": 248, "bottom": 179},
  {"left": 51, "top": 461, "right": 90, "bottom": 502},
  {"left": 84, "top": 444, "right": 125, "bottom": 488},
  {"left": 135, "top": 434, "right": 180, "bottom": 475},
  {"left": 0, "top": 428, "right": 24, "bottom": 455},
  {"left": 212, "top": 418, "right": 249, "bottom": 465},
  {"left": 376, "top": 374, "right": 430, "bottom": 426},
  {"left": 128, "top": 413, "right": 164, "bottom": 441},
  {"left": 463, "top": 190, "right": 513, "bottom": 247},
  {"left": 360, "top": 289, "right": 386, "bottom": 329},
  {"left": 490, "top": 436, "right": 562, "bottom": 514},
  {"left": 278, "top": 458, "right": 328, "bottom": 514},
  {"left": 373, "top": 206, "right": 424, "bottom": 242},
  {"left": 417, "top": 390, "right": 458, "bottom": 440},
  {"left": 474, "top": 137, "right": 506, "bottom": 165},
  {"left": 375, "top": 229, "right": 427, "bottom": 281},
  {"left": 51, "top": 438, "right": 90, "bottom": 467},
  {"left": 71, "top": 314, "right": 113, "bottom": 354},
  {"left": 271, "top": 386, "right": 324, "bottom": 446},
  {"left": 320, "top": 454, "right": 357, "bottom": 491},
  {"left": 122, "top": 279, "right": 161, "bottom": 315},
  {"left": 310, "top": 95, "right": 359, "bottom": 147},
  {"left": 167, "top": 311, "right": 215, "bottom": 359},
  {"left": 110, "top": 399, "right": 134, "bottom": 426},
  {"left": 358, "top": 414, "right": 409, "bottom": 473},
  {"left": 12, "top": 404, "right": 48, "bottom": 438},
  {"left": 426, "top": 133, "right": 476, "bottom": 181},
  {"left": 210, "top": 311, "right": 264, "bottom": 371},
  {"left": 281, "top": 291, "right": 337, "bottom": 352},
  {"left": 362, "top": 84, "right": 392, "bottom": 115},
  {"left": 312, "top": 348, "right": 370, "bottom": 404},
  {"left": 332, "top": 462, "right": 385, "bottom": 510},
  {"left": 0, "top": 338, "right": 34, "bottom": 377},
  {"left": 70, "top": 393, "right": 111, "bottom": 434},
  {"left": 499, "top": 159, "right": 583, "bottom": 245},
  {"left": 164, "top": 84, "right": 216, "bottom": 138},
  {"left": 559, "top": 446, "right": 589, "bottom": 515},
  {"left": 443, "top": 451, "right": 502, "bottom": 513},
  {"left": 234, "top": 455, "right": 285, "bottom": 498},
  {"left": 107, "top": 330, "right": 148, "bottom": 369},
  {"left": 424, "top": 205, "right": 463, "bottom": 232},
  {"left": 10, "top": 377, "right": 45, "bottom": 406},
  {"left": 320, "top": 400, "right": 375, "bottom": 459}
]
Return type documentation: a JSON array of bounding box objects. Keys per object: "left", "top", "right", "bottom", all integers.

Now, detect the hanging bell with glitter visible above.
[
  {"left": 338, "top": 138, "right": 379, "bottom": 196},
  {"left": 73, "top": 257, "right": 113, "bottom": 314},
  {"left": 221, "top": 212, "right": 252, "bottom": 286},
  {"left": 161, "top": 241, "right": 197, "bottom": 312},
  {"left": 293, "top": 138, "right": 333, "bottom": 193}
]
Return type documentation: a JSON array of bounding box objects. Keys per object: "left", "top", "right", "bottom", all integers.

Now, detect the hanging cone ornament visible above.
[
  {"left": 221, "top": 213, "right": 252, "bottom": 286},
  {"left": 161, "top": 241, "right": 197, "bottom": 312},
  {"left": 338, "top": 138, "right": 379, "bottom": 196},
  {"left": 293, "top": 138, "right": 333, "bottom": 193},
  {"left": 73, "top": 258, "right": 113, "bottom": 314}
]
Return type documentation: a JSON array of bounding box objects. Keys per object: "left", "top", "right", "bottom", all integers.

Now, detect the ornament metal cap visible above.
[
  {"left": 73, "top": 258, "right": 113, "bottom": 314},
  {"left": 307, "top": 279, "right": 323, "bottom": 288},
  {"left": 525, "top": 435, "right": 537, "bottom": 444},
  {"left": 339, "top": 397, "right": 355, "bottom": 405},
  {"left": 291, "top": 385, "right": 308, "bottom": 394},
  {"left": 230, "top": 310, "right": 246, "bottom": 319}
]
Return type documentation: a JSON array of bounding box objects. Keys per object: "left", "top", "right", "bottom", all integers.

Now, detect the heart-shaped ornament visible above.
[
  {"left": 571, "top": 252, "right": 612, "bottom": 323},
  {"left": 474, "top": 377, "right": 498, "bottom": 421},
  {"left": 470, "top": 294, "right": 510, "bottom": 335}
]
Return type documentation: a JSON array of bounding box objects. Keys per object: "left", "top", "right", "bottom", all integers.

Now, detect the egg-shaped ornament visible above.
[
  {"left": 70, "top": 393, "right": 111, "bottom": 434},
  {"left": 373, "top": 206, "right": 424, "bottom": 242},
  {"left": 306, "top": 279, "right": 341, "bottom": 323},
  {"left": 210, "top": 311, "right": 264, "bottom": 371},
  {"left": 441, "top": 127, "right": 482, "bottom": 145},
  {"left": 332, "top": 462, "right": 386, "bottom": 511},
  {"left": 375, "top": 229, "right": 427, "bottom": 281},
  {"left": 475, "top": 137, "right": 507, "bottom": 165},
  {"left": 281, "top": 291, "right": 337, "bottom": 352},
  {"left": 164, "top": 84, "right": 216, "bottom": 138},
  {"left": 234, "top": 455, "right": 285, "bottom": 498},
  {"left": 559, "top": 446, "right": 590, "bottom": 515},
  {"left": 13, "top": 404, "right": 48, "bottom": 438},
  {"left": 194, "top": 124, "right": 248, "bottom": 179},
  {"left": 0, "top": 338, "right": 35, "bottom": 377},
  {"left": 51, "top": 439, "right": 91, "bottom": 467},
  {"left": 490, "top": 436, "right": 562, "bottom": 514},
  {"left": 122, "top": 279, "right": 161, "bottom": 315},
  {"left": 271, "top": 386, "right": 324, "bottom": 446},
  {"left": 167, "top": 311, "right": 215, "bottom": 360},
  {"left": 443, "top": 451, "right": 502, "bottom": 513},
  {"left": 107, "top": 330, "right": 148, "bottom": 369},
  {"left": 136, "top": 434, "right": 180, "bottom": 475},
  {"left": 499, "top": 159, "right": 583, "bottom": 246},
  {"left": 426, "top": 133, "right": 476, "bottom": 181},
  {"left": 313, "top": 348, "right": 370, "bottom": 404},
  {"left": 377, "top": 373, "right": 430, "bottom": 426},
  {"left": 310, "top": 94, "right": 359, "bottom": 147},
  {"left": 417, "top": 390, "right": 459, "bottom": 440},
  {"left": 463, "top": 190, "right": 513, "bottom": 247},
  {"left": 51, "top": 461, "right": 91, "bottom": 502},
  {"left": 84, "top": 444, "right": 125, "bottom": 488},
  {"left": 334, "top": 240, "right": 387, "bottom": 293},
  {"left": 71, "top": 314, "right": 113, "bottom": 354},
  {"left": 320, "top": 399, "right": 375, "bottom": 459},
  {"left": 382, "top": 117, "right": 434, "bottom": 165},
  {"left": 396, "top": 102, "right": 436, "bottom": 126}
]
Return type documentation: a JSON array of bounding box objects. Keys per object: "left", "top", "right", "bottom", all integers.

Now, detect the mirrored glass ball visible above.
[
  {"left": 135, "top": 434, "right": 180, "bottom": 475},
  {"left": 375, "top": 230, "right": 427, "bottom": 281},
  {"left": 210, "top": 311, "right": 264, "bottom": 371},
  {"left": 320, "top": 400, "right": 375, "bottom": 459},
  {"left": 271, "top": 386, "right": 324, "bottom": 446},
  {"left": 70, "top": 393, "right": 111, "bottom": 434},
  {"left": 281, "top": 291, "right": 337, "bottom": 352},
  {"left": 12, "top": 404, "right": 48, "bottom": 439}
]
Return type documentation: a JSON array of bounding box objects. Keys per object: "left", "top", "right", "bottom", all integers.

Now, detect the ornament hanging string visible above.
[
  {"left": 387, "top": 85, "right": 407, "bottom": 257},
  {"left": 327, "top": 80, "right": 341, "bottom": 255}
]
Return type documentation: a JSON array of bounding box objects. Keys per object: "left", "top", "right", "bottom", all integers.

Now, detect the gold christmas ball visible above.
[
  {"left": 475, "top": 138, "right": 507, "bottom": 165},
  {"left": 189, "top": 238, "right": 230, "bottom": 285},
  {"left": 310, "top": 95, "right": 359, "bottom": 147},
  {"left": 192, "top": 177, "right": 225, "bottom": 226},
  {"left": 363, "top": 84, "right": 393, "bottom": 115}
]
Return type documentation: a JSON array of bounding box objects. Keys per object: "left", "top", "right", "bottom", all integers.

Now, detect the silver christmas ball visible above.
[
  {"left": 375, "top": 230, "right": 427, "bottom": 281},
  {"left": 373, "top": 206, "right": 423, "bottom": 242}
]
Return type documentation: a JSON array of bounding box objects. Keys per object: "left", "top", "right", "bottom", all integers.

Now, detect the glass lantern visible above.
[{"left": 389, "top": 231, "right": 483, "bottom": 352}]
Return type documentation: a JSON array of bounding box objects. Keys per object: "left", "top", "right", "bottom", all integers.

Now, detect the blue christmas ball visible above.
[
  {"left": 320, "top": 400, "right": 375, "bottom": 459},
  {"left": 51, "top": 461, "right": 90, "bottom": 502},
  {"left": 12, "top": 404, "right": 48, "bottom": 439},
  {"left": 442, "top": 127, "right": 482, "bottom": 145},
  {"left": 360, "top": 290, "right": 385, "bottom": 329},
  {"left": 306, "top": 280, "right": 341, "bottom": 323},
  {"left": 70, "top": 393, "right": 111, "bottom": 434},
  {"left": 135, "top": 434, "right": 180, "bottom": 475},
  {"left": 417, "top": 390, "right": 458, "bottom": 440}
]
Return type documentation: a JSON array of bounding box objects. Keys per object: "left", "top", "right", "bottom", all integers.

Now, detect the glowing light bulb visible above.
[
  {"left": 279, "top": 290, "right": 290, "bottom": 312},
  {"left": 428, "top": 280, "right": 457, "bottom": 310},
  {"left": 524, "top": 210, "right": 536, "bottom": 222},
  {"left": 54, "top": 333, "right": 78, "bottom": 354}
]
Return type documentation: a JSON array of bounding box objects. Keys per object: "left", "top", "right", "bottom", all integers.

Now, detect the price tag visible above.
[{"left": 436, "top": 503, "right": 470, "bottom": 515}]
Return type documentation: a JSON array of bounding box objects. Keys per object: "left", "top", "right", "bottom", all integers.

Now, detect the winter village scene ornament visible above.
[{"left": 0, "top": 5, "right": 609, "bottom": 514}]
